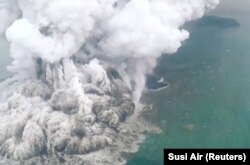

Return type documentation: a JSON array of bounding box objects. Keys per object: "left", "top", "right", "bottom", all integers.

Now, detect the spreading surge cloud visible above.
[{"left": 0, "top": 0, "right": 219, "bottom": 164}]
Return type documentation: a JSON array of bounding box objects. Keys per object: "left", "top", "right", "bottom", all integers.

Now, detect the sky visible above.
[{"left": 213, "top": 0, "right": 250, "bottom": 17}]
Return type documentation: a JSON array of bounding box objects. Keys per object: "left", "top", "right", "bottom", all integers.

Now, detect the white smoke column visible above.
[
  {"left": 0, "top": 0, "right": 219, "bottom": 164},
  {"left": 4, "top": 0, "right": 219, "bottom": 101},
  {"left": 98, "top": 0, "right": 219, "bottom": 101}
]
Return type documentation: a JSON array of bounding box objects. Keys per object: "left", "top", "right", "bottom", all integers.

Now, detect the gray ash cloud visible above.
[{"left": 0, "top": 59, "right": 138, "bottom": 163}]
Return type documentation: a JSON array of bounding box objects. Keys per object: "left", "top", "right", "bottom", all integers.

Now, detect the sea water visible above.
[
  {"left": 127, "top": 0, "right": 250, "bottom": 164},
  {"left": 0, "top": 37, "right": 11, "bottom": 80}
]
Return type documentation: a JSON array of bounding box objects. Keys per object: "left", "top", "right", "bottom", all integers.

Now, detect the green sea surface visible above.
[
  {"left": 0, "top": 37, "right": 11, "bottom": 80},
  {"left": 127, "top": 1, "right": 250, "bottom": 165}
]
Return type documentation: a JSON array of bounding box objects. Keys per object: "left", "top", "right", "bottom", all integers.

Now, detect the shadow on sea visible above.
[{"left": 190, "top": 15, "right": 240, "bottom": 29}]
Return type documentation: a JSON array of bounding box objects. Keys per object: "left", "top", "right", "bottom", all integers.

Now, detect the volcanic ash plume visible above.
[{"left": 0, "top": 0, "right": 219, "bottom": 164}]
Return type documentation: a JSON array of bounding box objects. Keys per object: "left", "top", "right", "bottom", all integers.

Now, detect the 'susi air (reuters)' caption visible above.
[{"left": 164, "top": 149, "right": 248, "bottom": 165}]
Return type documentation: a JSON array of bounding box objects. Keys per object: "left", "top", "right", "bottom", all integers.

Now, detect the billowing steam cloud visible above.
[{"left": 0, "top": 0, "right": 219, "bottom": 164}]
